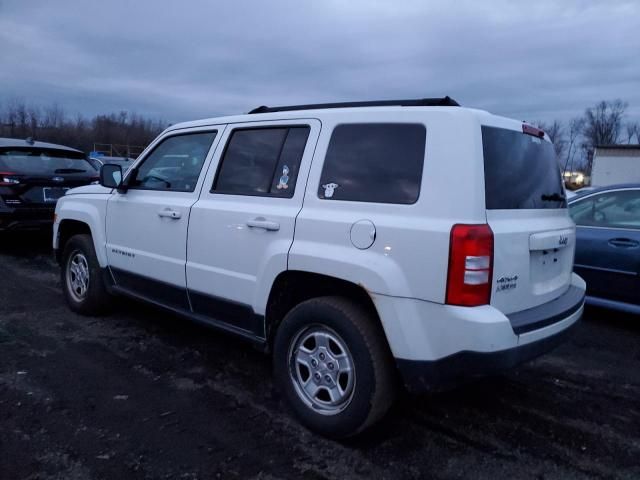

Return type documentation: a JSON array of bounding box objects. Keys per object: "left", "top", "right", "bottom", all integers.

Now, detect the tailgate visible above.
[
  {"left": 482, "top": 124, "right": 574, "bottom": 315},
  {"left": 488, "top": 210, "right": 575, "bottom": 314}
]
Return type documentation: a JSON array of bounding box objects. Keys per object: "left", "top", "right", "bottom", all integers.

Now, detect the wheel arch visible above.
[
  {"left": 56, "top": 219, "right": 93, "bottom": 263},
  {"left": 265, "top": 270, "right": 387, "bottom": 348},
  {"left": 55, "top": 197, "right": 108, "bottom": 267}
]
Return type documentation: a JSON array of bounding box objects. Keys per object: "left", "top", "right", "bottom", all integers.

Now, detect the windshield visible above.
[
  {"left": 482, "top": 126, "right": 566, "bottom": 209},
  {"left": 0, "top": 148, "right": 94, "bottom": 175}
]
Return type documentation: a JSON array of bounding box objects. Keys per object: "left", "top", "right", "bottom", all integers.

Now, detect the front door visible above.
[
  {"left": 106, "top": 129, "right": 220, "bottom": 310},
  {"left": 570, "top": 188, "right": 640, "bottom": 304},
  {"left": 186, "top": 120, "right": 320, "bottom": 337}
]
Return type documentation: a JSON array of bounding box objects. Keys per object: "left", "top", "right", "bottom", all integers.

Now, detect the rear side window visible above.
[
  {"left": 482, "top": 126, "right": 566, "bottom": 209},
  {"left": 318, "top": 123, "right": 426, "bottom": 204},
  {"left": 213, "top": 126, "right": 310, "bottom": 197}
]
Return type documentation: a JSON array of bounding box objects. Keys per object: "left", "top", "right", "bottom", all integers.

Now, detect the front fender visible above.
[{"left": 54, "top": 195, "right": 110, "bottom": 267}]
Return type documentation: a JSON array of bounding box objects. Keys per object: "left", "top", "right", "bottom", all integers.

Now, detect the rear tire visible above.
[
  {"left": 61, "top": 234, "right": 112, "bottom": 315},
  {"left": 273, "top": 296, "right": 395, "bottom": 439}
]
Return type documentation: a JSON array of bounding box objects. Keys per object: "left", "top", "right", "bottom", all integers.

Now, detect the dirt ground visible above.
[{"left": 0, "top": 231, "right": 638, "bottom": 480}]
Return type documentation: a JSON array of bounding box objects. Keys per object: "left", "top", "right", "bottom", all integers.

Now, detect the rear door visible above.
[
  {"left": 482, "top": 124, "right": 576, "bottom": 314},
  {"left": 186, "top": 120, "right": 320, "bottom": 337},
  {"left": 570, "top": 188, "right": 640, "bottom": 304}
]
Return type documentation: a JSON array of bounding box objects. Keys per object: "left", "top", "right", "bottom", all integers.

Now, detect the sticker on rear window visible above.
[{"left": 322, "top": 182, "right": 339, "bottom": 198}]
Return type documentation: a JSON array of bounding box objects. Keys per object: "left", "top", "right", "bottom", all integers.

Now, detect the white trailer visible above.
[{"left": 591, "top": 145, "right": 640, "bottom": 186}]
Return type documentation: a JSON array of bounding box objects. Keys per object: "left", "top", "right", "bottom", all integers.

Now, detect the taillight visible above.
[
  {"left": 446, "top": 224, "right": 494, "bottom": 307},
  {"left": 0, "top": 172, "right": 20, "bottom": 186}
]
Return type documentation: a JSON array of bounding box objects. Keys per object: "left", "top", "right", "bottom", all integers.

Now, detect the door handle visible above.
[
  {"left": 158, "top": 208, "right": 182, "bottom": 219},
  {"left": 608, "top": 238, "right": 639, "bottom": 248},
  {"left": 247, "top": 217, "right": 280, "bottom": 231}
]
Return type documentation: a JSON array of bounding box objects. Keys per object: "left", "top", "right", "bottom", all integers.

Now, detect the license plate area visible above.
[
  {"left": 530, "top": 248, "right": 571, "bottom": 294},
  {"left": 532, "top": 249, "right": 563, "bottom": 275},
  {"left": 42, "top": 187, "right": 69, "bottom": 203}
]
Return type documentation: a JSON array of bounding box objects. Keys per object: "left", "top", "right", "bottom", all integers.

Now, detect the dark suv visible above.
[{"left": 0, "top": 138, "right": 98, "bottom": 231}]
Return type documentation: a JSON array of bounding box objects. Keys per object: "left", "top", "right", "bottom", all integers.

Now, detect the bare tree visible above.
[
  {"left": 583, "top": 99, "right": 627, "bottom": 149},
  {"left": 562, "top": 117, "right": 585, "bottom": 174},
  {"left": 27, "top": 105, "right": 40, "bottom": 137},
  {"left": 0, "top": 97, "right": 164, "bottom": 154},
  {"left": 42, "top": 103, "right": 66, "bottom": 130},
  {"left": 626, "top": 122, "right": 640, "bottom": 143},
  {"left": 535, "top": 120, "right": 566, "bottom": 161}
]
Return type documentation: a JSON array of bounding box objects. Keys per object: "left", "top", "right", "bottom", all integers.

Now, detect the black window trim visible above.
[
  {"left": 210, "top": 124, "right": 312, "bottom": 198},
  {"left": 125, "top": 129, "right": 218, "bottom": 193},
  {"left": 317, "top": 122, "right": 427, "bottom": 205}
]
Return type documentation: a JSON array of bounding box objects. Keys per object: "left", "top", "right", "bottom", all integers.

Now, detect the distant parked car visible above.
[
  {"left": 0, "top": 137, "right": 98, "bottom": 231},
  {"left": 569, "top": 184, "right": 640, "bottom": 314}
]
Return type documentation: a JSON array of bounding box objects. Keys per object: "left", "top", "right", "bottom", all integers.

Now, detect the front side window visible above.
[
  {"left": 213, "top": 126, "right": 310, "bottom": 197},
  {"left": 570, "top": 190, "right": 640, "bottom": 229},
  {"left": 318, "top": 123, "right": 426, "bottom": 204},
  {"left": 130, "top": 131, "right": 216, "bottom": 192}
]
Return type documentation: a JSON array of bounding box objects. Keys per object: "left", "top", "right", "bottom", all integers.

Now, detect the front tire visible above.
[
  {"left": 61, "top": 234, "right": 112, "bottom": 315},
  {"left": 273, "top": 296, "right": 395, "bottom": 439}
]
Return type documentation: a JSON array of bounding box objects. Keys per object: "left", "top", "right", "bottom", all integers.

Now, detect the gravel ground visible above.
[{"left": 0, "top": 231, "right": 639, "bottom": 480}]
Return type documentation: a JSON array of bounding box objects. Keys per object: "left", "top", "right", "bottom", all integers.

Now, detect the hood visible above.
[{"left": 65, "top": 184, "right": 113, "bottom": 195}]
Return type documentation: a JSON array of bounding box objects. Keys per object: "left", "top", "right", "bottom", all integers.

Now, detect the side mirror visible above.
[{"left": 100, "top": 164, "right": 124, "bottom": 190}]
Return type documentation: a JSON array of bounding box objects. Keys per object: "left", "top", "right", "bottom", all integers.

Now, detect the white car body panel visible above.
[
  {"left": 65, "top": 184, "right": 113, "bottom": 196},
  {"left": 105, "top": 189, "right": 198, "bottom": 288}
]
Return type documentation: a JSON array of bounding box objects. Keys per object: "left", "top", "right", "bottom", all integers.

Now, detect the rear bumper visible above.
[
  {"left": 396, "top": 308, "right": 581, "bottom": 392},
  {"left": 372, "top": 274, "right": 585, "bottom": 392},
  {"left": 507, "top": 285, "right": 585, "bottom": 334}
]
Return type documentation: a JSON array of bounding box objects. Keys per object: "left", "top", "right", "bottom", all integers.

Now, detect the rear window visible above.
[
  {"left": 0, "top": 148, "right": 94, "bottom": 175},
  {"left": 482, "top": 126, "right": 566, "bottom": 209},
  {"left": 318, "top": 123, "right": 426, "bottom": 204}
]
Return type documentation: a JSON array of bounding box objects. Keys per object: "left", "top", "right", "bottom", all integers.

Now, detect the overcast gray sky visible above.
[{"left": 1, "top": 0, "right": 639, "bottom": 125}]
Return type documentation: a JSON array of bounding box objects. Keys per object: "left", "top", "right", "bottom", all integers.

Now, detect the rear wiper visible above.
[
  {"left": 541, "top": 192, "right": 566, "bottom": 202},
  {"left": 54, "top": 168, "right": 86, "bottom": 174}
]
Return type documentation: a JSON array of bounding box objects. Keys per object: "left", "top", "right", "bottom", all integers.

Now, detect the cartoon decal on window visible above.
[
  {"left": 276, "top": 165, "right": 290, "bottom": 190},
  {"left": 322, "top": 183, "right": 339, "bottom": 198}
]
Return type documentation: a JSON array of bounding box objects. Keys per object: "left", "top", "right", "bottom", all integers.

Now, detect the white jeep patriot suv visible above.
[{"left": 53, "top": 97, "right": 586, "bottom": 438}]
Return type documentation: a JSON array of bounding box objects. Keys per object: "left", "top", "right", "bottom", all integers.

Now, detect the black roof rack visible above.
[{"left": 248, "top": 96, "right": 460, "bottom": 114}]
